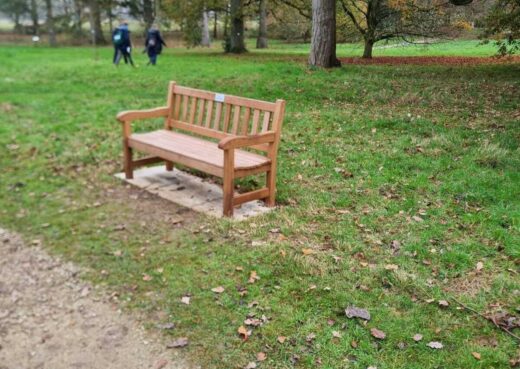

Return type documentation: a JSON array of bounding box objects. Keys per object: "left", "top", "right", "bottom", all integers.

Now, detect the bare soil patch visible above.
[
  {"left": 0, "top": 228, "right": 191, "bottom": 369},
  {"left": 341, "top": 55, "right": 520, "bottom": 65}
]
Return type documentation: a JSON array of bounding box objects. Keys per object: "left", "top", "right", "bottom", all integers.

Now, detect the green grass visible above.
[{"left": 0, "top": 43, "right": 519, "bottom": 369}]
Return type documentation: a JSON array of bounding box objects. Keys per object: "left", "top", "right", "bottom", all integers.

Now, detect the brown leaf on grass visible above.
[
  {"left": 412, "top": 334, "right": 423, "bottom": 342},
  {"left": 351, "top": 340, "right": 358, "bottom": 348},
  {"left": 142, "top": 274, "right": 152, "bottom": 281},
  {"left": 238, "top": 326, "right": 251, "bottom": 340},
  {"left": 384, "top": 264, "right": 399, "bottom": 271},
  {"left": 244, "top": 362, "right": 257, "bottom": 369},
  {"left": 244, "top": 318, "right": 263, "bottom": 327},
  {"left": 472, "top": 352, "right": 481, "bottom": 360},
  {"left": 370, "top": 328, "right": 386, "bottom": 340},
  {"left": 345, "top": 306, "right": 371, "bottom": 321},
  {"left": 277, "top": 336, "right": 286, "bottom": 343},
  {"left": 438, "top": 300, "right": 449, "bottom": 307},
  {"left": 211, "top": 286, "right": 225, "bottom": 293},
  {"left": 332, "top": 331, "right": 342, "bottom": 338},
  {"left": 476, "top": 261, "right": 484, "bottom": 271},
  {"left": 248, "top": 271, "right": 260, "bottom": 284},
  {"left": 412, "top": 215, "right": 424, "bottom": 222},
  {"left": 427, "top": 341, "right": 443, "bottom": 349},
  {"left": 236, "top": 266, "right": 244, "bottom": 271},
  {"left": 113, "top": 250, "right": 123, "bottom": 257},
  {"left": 256, "top": 352, "right": 267, "bottom": 361},
  {"left": 166, "top": 337, "right": 189, "bottom": 348},
  {"left": 302, "top": 248, "right": 314, "bottom": 255}
]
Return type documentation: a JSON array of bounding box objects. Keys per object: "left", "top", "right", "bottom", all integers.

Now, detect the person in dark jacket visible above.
[
  {"left": 144, "top": 24, "right": 166, "bottom": 66},
  {"left": 112, "top": 21, "right": 134, "bottom": 66}
]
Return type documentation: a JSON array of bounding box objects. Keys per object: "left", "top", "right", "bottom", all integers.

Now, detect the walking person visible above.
[
  {"left": 112, "top": 21, "right": 134, "bottom": 66},
  {"left": 144, "top": 24, "right": 166, "bottom": 66}
]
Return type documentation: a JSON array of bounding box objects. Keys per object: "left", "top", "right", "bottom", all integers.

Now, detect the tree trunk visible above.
[
  {"left": 213, "top": 11, "right": 217, "bottom": 39},
  {"left": 30, "top": 0, "right": 39, "bottom": 35},
  {"left": 229, "top": 0, "right": 246, "bottom": 53},
  {"left": 256, "top": 0, "right": 267, "bottom": 49},
  {"left": 74, "top": 0, "right": 82, "bottom": 35},
  {"left": 88, "top": 0, "right": 106, "bottom": 45},
  {"left": 44, "top": 0, "right": 57, "bottom": 46},
  {"left": 143, "top": 0, "right": 154, "bottom": 30},
  {"left": 201, "top": 10, "right": 211, "bottom": 47},
  {"left": 308, "top": 0, "right": 340, "bottom": 67},
  {"left": 362, "top": 37, "right": 374, "bottom": 58}
]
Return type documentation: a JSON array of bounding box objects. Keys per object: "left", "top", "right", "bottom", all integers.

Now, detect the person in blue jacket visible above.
[
  {"left": 144, "top": 24, "right": 166, "bottom": 66},
  {"left": 112, "top": 21, "right": 134, "bottom": 66}
]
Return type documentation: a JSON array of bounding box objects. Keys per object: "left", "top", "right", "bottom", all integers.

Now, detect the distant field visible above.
[{"left": 0, "top": 45, "right": 518, "bottom": 369}]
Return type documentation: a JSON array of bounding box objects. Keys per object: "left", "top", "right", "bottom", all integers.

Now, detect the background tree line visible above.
[{"left": 0, "top": 0, "right": 518, "bottom": 65}]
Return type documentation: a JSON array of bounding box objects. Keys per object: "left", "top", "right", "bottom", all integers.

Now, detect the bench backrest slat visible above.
[{"left": 166, "top": 82, "right": 284, "bottom": 154}]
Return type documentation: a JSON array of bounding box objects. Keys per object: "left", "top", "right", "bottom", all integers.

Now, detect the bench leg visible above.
[
  {"left": 265, "top": 169, "right": 276, "bottom": 207},
  {"left": 123, "top": 141, "right": 133, "bottom": 179},
  {"left": 222, "top": 150, "right": 235, "bottom": 217},
  {"left": 165, "top": 161, "right": 174, "bottom": 171}
]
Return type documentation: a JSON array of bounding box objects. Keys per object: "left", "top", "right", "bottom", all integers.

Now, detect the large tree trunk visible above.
[
  {"left": 229, "top": 0, "right": 246, "bottom": 53},
  {"left": 143, "top": 0, "right": 154, "bottom": 30},
  {"left": 44, "top": 0, "right": 57, "bottom": 46},
  {"left": 201, "top": 10, "right": 211, "bottom": 46},
  {"left": 30, "top": 0, "right": 39, "bottom": 35},
  {"left": 256, "top": 0, "right": 267, "bottom": 49},
  {"left": 308, "top": 0, "right": 340, "bottom": 67},
  {"left": 88, "top": 0, "right": 106, "bottom": 45},
  {"left": 362, "top": 37, "right": 374, "bottom": 58}
]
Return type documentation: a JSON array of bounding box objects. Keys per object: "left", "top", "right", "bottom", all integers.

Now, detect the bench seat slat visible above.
[{"left": 128, "top": 130, "right": 271, "bottom": 175}]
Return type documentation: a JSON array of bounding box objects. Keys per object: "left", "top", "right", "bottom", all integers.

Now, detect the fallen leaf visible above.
[
  {"left": 302, "top": 248, "right": 314, "bottom": 255},
  {"left": 248, "top": 271, "right": 260, "bottom": 284},
  {"left": 155, "top": 359, "right": 168, "bottom": 369},
  {"left": 412, "top": 334, "right": 423, "bottom": 342},
  {"left": 256, "top": 352, "right": 267, "bottom": 361},
  {"left": 236, "top": 266, "right": 244, "bottom": 271},
  {"left": 384, "top": 264, "right": 399, "bottom": 271},
  {"left": 244, "top": 362, "right": 257, "bottom": 369},
  {"left": 244, "top": 318, "right": 263, "bottom": 327},
  {"left": 306, "top": 333, "right": 316, "bottom": 342},
  {"left": 181, "top": 296, "right": 190, "bottom": 305},
  {"left": 438, "top": 300, "right": 449, "bottom": 307},
  {"left": 211, "top": 286, "right": 225, "bottom": 294},
  {"left": 351, "top": 340, "right": 358, "bottom": 348},
  {"left": 277, "top": 336, "right": 286, "bottom": 343},
  {"left": 412, "top": 215, "right": 424, "bottom": 222},
  {"left": 166, "top": 337, "right": 188, "bottom": 348},
  {"left": 472, "top": 352, "right": 481, "bottom": 360},
  {"left": 238, "top": 326, "right": 251, "bottom": 340},
  {"left": 143, "top": 274, "right": 152, "bottom": 281},
  {"left": 427, "top": 341, "right": 443, "bottom": 349},
  {"left": 113, "top": 250, "right": 123, "bottom": 257},
  {"left": 345, "top": 306, "right": 371, "bottom": 321},
  {"left": 332, "top": 331, "right": 342, "bottom": 338},
  {"left": 476, "top": 261, "right": 484, "bottom": 271},
  {"left": 370, "top": 328, "right": 386, "bottom": 340}
]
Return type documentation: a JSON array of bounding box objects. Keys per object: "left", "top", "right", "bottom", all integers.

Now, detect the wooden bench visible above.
[{"left": 116, "top": 82, "right": 286, "bottom": 217}]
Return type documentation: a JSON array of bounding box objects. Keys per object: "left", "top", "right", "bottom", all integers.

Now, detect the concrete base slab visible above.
[{"left": 115, "top": 166, "right": 273, "bottom": 220}]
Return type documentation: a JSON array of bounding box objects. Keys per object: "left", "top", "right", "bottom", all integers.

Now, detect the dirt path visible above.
[{"left": 0, "top": 228, "right": 191, "bottom": 369}]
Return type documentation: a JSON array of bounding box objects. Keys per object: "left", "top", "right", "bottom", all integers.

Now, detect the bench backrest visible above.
[{"left": 165, "top": 82, "right": 285, "bottom": 154}]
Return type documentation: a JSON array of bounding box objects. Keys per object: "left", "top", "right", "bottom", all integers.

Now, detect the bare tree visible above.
[
  {"left": 256, "top": 0, "right": 268, "bottom": 48},
  {"left": 30, "top": 0, "right": 39, "bottom": 35},
  {"left": 309, "top": 0, "right": 340, "bottom": 67}
]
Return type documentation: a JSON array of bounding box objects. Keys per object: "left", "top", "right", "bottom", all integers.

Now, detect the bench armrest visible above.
[
  {"left": 117, "top": 107, "right": 170, "bottom": 122},
  {"left": 218, "top": 132, "right": 276, "bottom": 150}
]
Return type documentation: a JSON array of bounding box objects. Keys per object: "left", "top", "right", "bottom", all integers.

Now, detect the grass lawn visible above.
[{"left": 0, "top": 43, "right": 519, "bottom": 369}]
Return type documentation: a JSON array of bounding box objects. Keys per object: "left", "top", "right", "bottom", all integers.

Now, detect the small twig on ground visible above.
[{"left": 450, "top": 296, "right": 520, "bottom": 341}]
